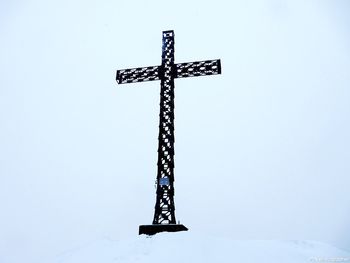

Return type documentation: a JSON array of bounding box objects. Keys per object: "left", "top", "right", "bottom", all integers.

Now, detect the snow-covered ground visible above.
[{"left": 53, "top": 232, "right": 350, "bottom": 263}]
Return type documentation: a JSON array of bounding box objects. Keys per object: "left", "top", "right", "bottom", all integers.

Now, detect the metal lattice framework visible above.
[{"left": 116, "top": 30, "right": 221, "bottom": 234}]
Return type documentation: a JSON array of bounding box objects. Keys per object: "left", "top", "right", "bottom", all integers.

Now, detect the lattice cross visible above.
[{"left": 116, "top": 30, "right": 221, "bottom": 235}]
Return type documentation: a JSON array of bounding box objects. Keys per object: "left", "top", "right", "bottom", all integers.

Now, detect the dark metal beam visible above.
[
  {"left": 116, "top": 66, "right": 160, "bottom": 84},
  {"left": 175, "top": 59, "right": 221, "bottom": 79}
]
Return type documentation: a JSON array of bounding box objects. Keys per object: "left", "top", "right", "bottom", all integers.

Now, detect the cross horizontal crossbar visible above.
[
  {"left": 116, "top": 59, "right": 221, "bottom": 84},
  {"left": 116, "top": 66, "right": 160, "bottom": 84}
]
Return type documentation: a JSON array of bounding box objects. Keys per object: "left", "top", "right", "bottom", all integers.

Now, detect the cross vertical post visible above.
[
  {"left": 116, "top": 30, "right": 221, "bottom": 235},
  {"left": 153, "top": 31, "right": 176, "bottom": 225}
]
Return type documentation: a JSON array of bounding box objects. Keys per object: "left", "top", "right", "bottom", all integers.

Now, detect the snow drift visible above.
[{"left": 54, "top": 232, "right": 350, "bottom": 263}]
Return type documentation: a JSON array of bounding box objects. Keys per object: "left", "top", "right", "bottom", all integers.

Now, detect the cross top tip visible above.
[{"left": 163, "top": 30, "right": 174, "bottom": 37}]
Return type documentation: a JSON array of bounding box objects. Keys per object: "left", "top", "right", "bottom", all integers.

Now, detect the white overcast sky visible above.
[{"left": 0, "top": 0, "right": 349, "bottom": 262}]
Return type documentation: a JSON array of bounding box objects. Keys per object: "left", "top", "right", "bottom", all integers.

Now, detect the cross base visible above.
[{"left": 139, "top": 224, "right": 188, "bottom": 235}]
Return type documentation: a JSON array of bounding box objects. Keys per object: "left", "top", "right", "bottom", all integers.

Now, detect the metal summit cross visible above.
[{"left": 116, "top": 30, "right": 221, "bottom": 235}]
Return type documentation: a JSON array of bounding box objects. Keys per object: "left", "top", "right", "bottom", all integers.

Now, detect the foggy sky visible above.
[{"left": 0, "top": 0, "right": 349, "bottom": 262}]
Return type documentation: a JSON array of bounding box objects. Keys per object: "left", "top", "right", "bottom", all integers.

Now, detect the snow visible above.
[{"left": 53, "top": 232, "right": 350, "bottom": 263}]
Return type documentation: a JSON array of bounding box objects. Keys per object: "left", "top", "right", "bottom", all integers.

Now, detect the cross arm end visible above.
[{"left": 116, "top": 65, "right": 161, "bottom": 85}]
